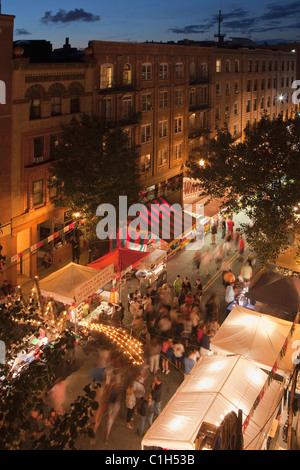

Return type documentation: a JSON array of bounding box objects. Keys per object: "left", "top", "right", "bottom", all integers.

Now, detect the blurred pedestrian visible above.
[
  {"left": 201, "top": 249, "right": 213, "bottom": 276},
  {"left": 210, "top": 221, "right": 217, "bottom": 245},
  {"left": 151, "top": 375, "right": 163, "bottom": 419},
  {"left": 138, "top": 394, "right": 154, "bottom": 436},
  {"left": 173, "top": 275, "right": 183, "bottom": 297},
  {"left": 183, "top": 350, "right": 196, "bottom": 377},
  {"left": 48, "top": 377, "right": 66, "bottom": 416},
  {"left": 213, "top": 243, "right": 224, "bottom": 270},
  {"left": 125, "top": 385, "right": 136, "bottom": 430},
  {"left": 193, "top": 250, "right": 201, "bottom": 272},
  {"left": 238, "top": 235, "right": 245, "bottom": 261},
  {"left": 133, "top": 374, "right": 146, "bottom": 415},
  {"left": 194, "top": 279, "right": 203, "bottom": 304}
]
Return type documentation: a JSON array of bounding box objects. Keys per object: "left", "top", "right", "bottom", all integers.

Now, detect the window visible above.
[
  {"left": 159, "top": 91, "right": 168, "bottom": 109},
  {"left": 225, "top": 82, "right": 230, "bottom": 95},
  {"left": 142, "top": 63, "right": 152, "bottom": 81},
  {"left": 189, "top": 113, "right": 195, "bottom": 130},
  {"left": 100, "top": 64, "right": 113, "bottom": 89},
  {"left": 261, "top": 79, "right": 265, "bottom": 91},
  {"left": 216, "top": 83, "right": 221, "bottom": 97},
  {"left": 225, "top": 105, "right": 229, "bottom": 118},
  {"left": 174, "top": 117, "right": 183, "bottom": 133},
  {"left": 51, "top": 92, "right": 61, "bottom": 116},
  {"left": 273, "top": 95, "right": 276, "bottom": 106},
  {"left": 122, "top": 96, "right": 133, "bottom": 118},
  {"left": 234, "top": 81, "right": 239, "bottom": 94},
  {"left": 174, "top": 143, "right": 182, "bottom": 160},
  {"left": 273, "top": 78, "right": 277, "bottom": 89},
  {"left": 33, "top": 180, "right": 43, "bottom": 206},
  {"left": 190, "top": 63, "right": 196, "bottom": 81},
  {"left": 189, "top": 88, "right": 195, "bottom": 106},
  {"left": 246, "top": 100, "right": 250, "bottom": 113},
  {"left": 30, "top": 95, "right": 41, "bottom": 119},
  {"left": 286, "top": 77, "right": 289, "bottom": 87},
  {"left": 269, "top": 60, "right": 272, "bottom": 71},
  {"left": 287, "top": 61, "right": 290, "bottom": 71},
  {"left": 261, "top": 97, "right": 264, "bottom": 109},
  {"left": 234, "top": 60, "right": 239, "bottom": 72},
  {"left": 175, "top": 63, "right": 184, "bottom": 79},
  {"left": 100, "top": 98, "right": 113, "bottom": 122},
  {"left": 49, "top": 176, "right": 58, "bottom": 199},
  {"left": 216, "top": 60, "right": 221, "bottom": 73},
  {"left": 200, "top": 87, "right": 208, "bottom": 105},
  {"left": 254, "top": 79, "right": 258, "bottom": 91},
  {"left": 140, "top": 154, "right": 151, "bottom": 173},
  {"left": 247, "top": 80, "right": 251, "bottom": 92},
  {"left": 267, "top": 96, "right": 270, "bottom": 107},
  {"left": 254, "top": 60, "right": 259, "bottom": 72},
  {"left": 70, "top": 93, "right": 80, "bottom": 113},
  {"left": 253, "top": 99, "right": 257, "bottom": 111},
  {"left": 175, "top": 90, "right": 183, "bottom": 106},
  {"left": 262, "top": 60, "right": 266, "bottom": 72},
  {"left": 274, "top": 60, "right": 278, "bottom": 71},
  {"left": 281, "top": 77, "right": 284, "bottom": 88},
  {"left": 215, "top": 106, "right": 220, "bottom": 120},
  {"left": 226, "top": 60, "right": 230, "bottom": 73},
  {"left": 281, "top": 61, "right": 285, "bottom": 71},
  {"left": 159, "top": 63, "right": 168, "bottom": 80},
  {"left": 233, "top": 123, "right": 238, "bottom": 137},
  {"left": 142, "top": 93, "right": 152, "bottom": 111},
  {"left": 141, "top": 124, "right": 152, "bottom": 143},
  {"left": 234, "top": 102, "right": 238, "bottom": 116},
  {"left": 158, "top": 148, "right": 168, "bottom": 167},
  {"left": 33, "top": 137, "right": 44, "bottom": 162},
  {"left": 201, "top": 111, "right": 207, "bottom": 128},
  {"left": 200, "top": 63, "right": 207, "bottom": 80},
  {"left": 267, "top": 78, "right": 271, "bottom": 90},
  {"left": 123, "top": 64, "right": 132, "bottom": 85},
  {"left": 159, "top": 120, "right": 168, "bottom": 138},
  {"left": 248, "top": 60, "right": 252, "bottom": 72}
]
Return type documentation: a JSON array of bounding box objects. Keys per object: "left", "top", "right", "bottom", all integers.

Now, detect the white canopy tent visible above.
[
  {"left": 39, "top": 262, "right": 114, "bottom": 305},
  {"left": 142, "top": 355, "right": 283, "bottom": 451},
  {"left": 210, "top": 306, "right": 300, "bottom": 377}
]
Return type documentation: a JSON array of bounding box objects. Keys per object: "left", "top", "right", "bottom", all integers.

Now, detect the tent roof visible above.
[
  {"left": 88, "top": 247, "right": 150, "bottom": 275},
  {"left": 142, "top": 355, "right": 283, "bottom": 451},
  {"left": 39, "top": 262, "right": 101, "bottom": 304},
  {"left": 246, "top": 270, "right": 300, "bottom": 314},
  {"left": 210, "top": 306, "right": 300, "bottom": 376}
]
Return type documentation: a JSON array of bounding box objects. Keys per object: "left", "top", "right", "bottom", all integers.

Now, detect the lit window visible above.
[
  {"left": 100, "top": 64, "right": 113, "bottom": 89},
  {"left": 142, "top": 63, "right": 152, "bottom": 81},
  {"left": 175, "top": 117, "right": 183, "bottom": 133},
  {"left": 33, "top": 180, "right": 43, "bottom": 206}
]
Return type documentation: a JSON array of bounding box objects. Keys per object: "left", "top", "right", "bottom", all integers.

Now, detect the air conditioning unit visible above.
[{"left": 33, "top": 156, "right": 44, "bottom": 163}]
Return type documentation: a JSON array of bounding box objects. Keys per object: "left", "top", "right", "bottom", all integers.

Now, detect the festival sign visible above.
[{"left": 74, "top": 263, "right": 114, "bottom": 305}]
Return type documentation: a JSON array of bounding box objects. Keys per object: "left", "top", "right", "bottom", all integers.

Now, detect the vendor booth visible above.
[
  {"left": 141, "top": 354, "right": 283, "bottom": 451},
  {"left": 39, "top": 262, "right": 115, "bottom": 328},
  {"left": 210, "top": 306, "right": 300, "bottom": 377},
  {"left": 246, "top": 270, "right": 300, "bottom": 319},
  {"left": 135, "top": 249, "right": 167, "bottom": 295}
]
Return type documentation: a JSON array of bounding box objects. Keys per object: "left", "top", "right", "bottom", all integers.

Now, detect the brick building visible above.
[{"left": 0, "top": 11, "right": 297, "bottom": 284}]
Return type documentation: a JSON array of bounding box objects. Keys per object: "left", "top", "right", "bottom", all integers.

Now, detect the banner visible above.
[{"left": 74, "top": 263, "right": 114, "bottom": 305}]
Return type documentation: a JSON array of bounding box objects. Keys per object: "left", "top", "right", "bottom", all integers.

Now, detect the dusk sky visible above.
[{"left": 4, "top": 0, "right": 300, "bottom": 49}]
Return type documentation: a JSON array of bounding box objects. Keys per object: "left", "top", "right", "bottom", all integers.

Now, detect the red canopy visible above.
[{"left": 88, "top": 248, "right": 150, "bottom": 277}]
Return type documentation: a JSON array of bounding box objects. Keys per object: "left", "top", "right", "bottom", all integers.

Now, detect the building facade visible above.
[{"left": 0, "top": 12, "right": 297, "bottom": 283}]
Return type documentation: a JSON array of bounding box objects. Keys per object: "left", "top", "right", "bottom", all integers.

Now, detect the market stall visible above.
[
  {"left": 135, "top": 249, "right": 167, "bottom": 295},
  {"left": 210, "top": 306, "right": 300, "bottom": 377},
  {"left": 141, "top": 354, "right": 283, "bottom": 451},
  {"left": 39, "top": 262, "right": 115, "bottom": 329},
  {"left": 246, "top": 270, "right": 300, "bottom": 319}
]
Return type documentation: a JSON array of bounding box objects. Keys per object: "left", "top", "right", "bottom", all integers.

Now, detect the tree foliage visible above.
[
  {"left": 50, "top": 114, "right": 141, "bottom": 241},
  {"left": 186, "top": 113, "right": 300, "bottom": 263},
  {"left": 0, "top": 293, "right": 100, "bottom": 450}
]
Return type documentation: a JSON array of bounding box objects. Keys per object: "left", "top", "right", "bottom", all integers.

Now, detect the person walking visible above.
[
  {"left": 138, "top": 394, "right": 155, "bottom": 436},
  {"left": 240, "top": 260, "right": 253, "bottom": 286},
  {"left": 220, "top": 218, "right": 226, "bottom": 239},
  {"left": 227, "top": 216, "right": 235, "bottom": 235},
  {"left": 183, "top": 350, "right": 196, "bottom": 377},
  {"left": 238, "top": 235, "right": 245, "bottom": 261},
  {"left": 201, "top": 249, "right": 213, "bottom": 276},
  {"left": 193, "top": 250, "right": 201, "bottom": 272},
  {"left": 125, "top": 385, "right": 136, "bottom": 430},
  {"left": 151, "top": 375, "right": 163, "bottom": 419},
  {"left": 194, "top": 279, "right": 203, "bottom": 304},
  {"left": 233, "top": 228, "right": 240, "bottom": 251},
  {"left": 133, "top": 374, "right": 146, "bottom": 416},
  {"left": 173, "top": 275, "right": 183, "bottom": 297},
  {"left": 213, "top": 243, "right": 224, "bottom": 270},
  {"left": 210, "top": 221, "right": 217, "bottom": 245}
]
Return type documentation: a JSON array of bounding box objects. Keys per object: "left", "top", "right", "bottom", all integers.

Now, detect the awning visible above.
[
  {"left": 88, "top": 247, "right": 150, "bottom": 277},
  {"left": 210, "top": 305, "right": 300, "bottom": 377},
  {"left": 246, "top": 270, "right": 300, "bottom": 315},
  {"left": 142, "top": 354, "right": 283, "bottom": 451}
]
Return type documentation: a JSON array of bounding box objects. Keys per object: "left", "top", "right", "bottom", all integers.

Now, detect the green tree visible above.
[
  {"left": 49, "top": 114, "right": 141, "bottom": 241},
  {"left": 186, "top": 113, "right": 300, "bottom": 264},
  {"left": 0, "top": 291, "right": 100, "bottom": 450}
]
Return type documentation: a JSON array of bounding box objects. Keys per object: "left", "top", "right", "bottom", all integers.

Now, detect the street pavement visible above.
[{"left": 60, "top": 210, "right": 262, "bottom": 451}]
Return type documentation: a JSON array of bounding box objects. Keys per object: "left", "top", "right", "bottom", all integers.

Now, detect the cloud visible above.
[
  {"left": 15, "top": 28, "right": 31, "bottom": 36},
  {"left": 40, "top": 8, "right": 100, "bottom": 25},
  {"left": 169, "top": 25, "right": 208, "bottom": 35},
  {"left": 261, "top": 1, "right": 300, "bottom": 21},
  {"left": 224, "top": 18, "right": 257, "bottom": 32}
]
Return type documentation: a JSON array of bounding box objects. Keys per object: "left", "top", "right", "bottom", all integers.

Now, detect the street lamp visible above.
[{"left": 199, "top": 159, "right": 205, "bottom": 167}]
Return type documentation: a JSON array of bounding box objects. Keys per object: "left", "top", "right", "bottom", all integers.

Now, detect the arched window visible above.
[
  {"left": 25, "top": 85, "right": 46, "bottom": 120},
  {"left": 123, "top": 64, "right": 132, "bottom": 85},
  {"left": 189, "top": 63, "right": 195, "bottom": 81},
  {"left": 51, "top": 89, "right": 61, "bottom": 116}
]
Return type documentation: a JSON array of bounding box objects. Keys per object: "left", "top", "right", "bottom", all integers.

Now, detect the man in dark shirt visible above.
[{"left": 151, "top": 375, "right": 162, "bottom": 419}]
